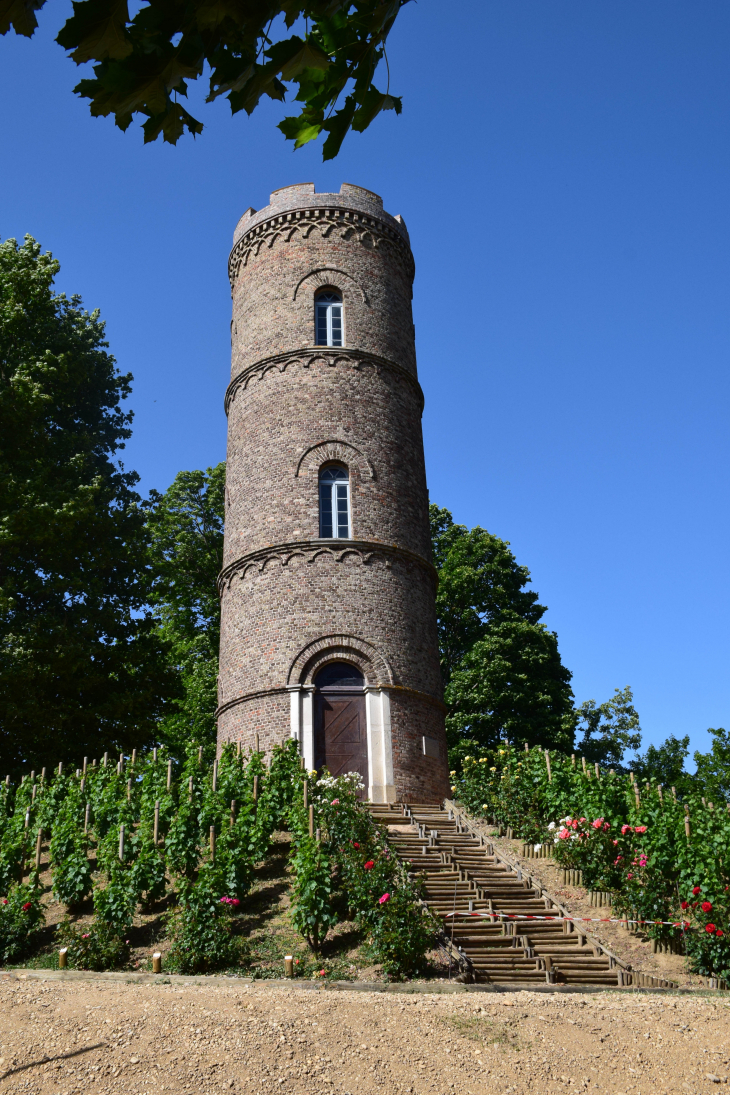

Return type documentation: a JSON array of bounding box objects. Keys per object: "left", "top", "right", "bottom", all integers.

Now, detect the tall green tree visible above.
[
  {"left": 630, "top": 733, "right": 691, "bottom": 791},
  {"left": 430, "top": 505, "right": 575, "bottom": 763},
  {"left": 1, "top": 0, "right": 407, "bottom": 152},
  {"left": 575, "top": 686, "right": 641, "bottom": 769},
  {"left": 0, "top": 236, "right": 173, "bottom": 774},
  {"left": 145, "top": 464, "right": 225, "bottom": 755},
  {"left": 692, "top": 727, "right": 730, "bottom": 800}
]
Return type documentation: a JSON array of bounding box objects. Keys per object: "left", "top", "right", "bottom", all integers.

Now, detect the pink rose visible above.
[
  {"left": 378, "top": 893, "right": 390, "bottom": 905},
  {"left": 634, "top": 825, "right": 647, "bottom": 834},
  {"left": 591, "top": 819, "right": 603, "bottom": 830},
  {"left": 331, "top": 799, "right": 340, "bottom": 806},
  {"left": 621, "top": 824, "right": 631, "bottom": 835}
]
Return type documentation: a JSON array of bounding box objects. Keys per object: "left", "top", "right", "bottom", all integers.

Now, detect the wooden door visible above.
[{"left": 314, "top": 690, "right": 368, "bottom": 795}]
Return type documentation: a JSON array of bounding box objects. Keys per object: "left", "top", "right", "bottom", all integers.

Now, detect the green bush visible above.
[
  {"left": 165, "top": 868, "right": 239, "bottom": 974},
  {"left": 0, "top": 884, "right": 44, "bottom": 964},
  {"left": 57, "top": 917, "right": 130, "bottom": 970}
]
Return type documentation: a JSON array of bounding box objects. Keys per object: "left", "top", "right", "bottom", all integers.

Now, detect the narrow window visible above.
[
  {"left": 319, "top": 466, "right": 350, "bottom": 538},
  {"left": 315, "top": 290, "right": 343, "bottom": 347}
]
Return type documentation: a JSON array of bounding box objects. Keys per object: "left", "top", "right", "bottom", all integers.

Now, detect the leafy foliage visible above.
[
  {"left": 290, "top": 770, "right": 434, "bottom": 976},
  {"left": 0, "top": 883, "right": 44, "bottom": 963},
  {"left": 0, "top": 236, "right": 174, "bottom": 774},
  {"left": 430, "top": 505, "right": 575, "bottom": 762},
  {"left": 1, "top": 0, "right": 408, "bottom": 153},
  {"left": 145, "top": 464, "right": 225, "bottom": 755},
  {"left": 453, "top": 742, "right": 730, "bottom": 976},
  {"left": 575, "top": 686, "right": 642, "bottom": 769}
]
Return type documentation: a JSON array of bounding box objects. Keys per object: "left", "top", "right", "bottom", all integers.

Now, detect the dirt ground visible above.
[{"left": 0, "top": 977, "right": 729, "bottom": 1095}]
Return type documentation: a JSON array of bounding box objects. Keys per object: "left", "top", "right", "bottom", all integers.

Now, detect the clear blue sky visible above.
[{"left": 2, "top": 1, "right": 729, "bottom": 762}]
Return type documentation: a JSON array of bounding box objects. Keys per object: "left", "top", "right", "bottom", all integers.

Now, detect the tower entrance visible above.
[{"left": 313, "top": 662, "right": 367, "bottom": 794}]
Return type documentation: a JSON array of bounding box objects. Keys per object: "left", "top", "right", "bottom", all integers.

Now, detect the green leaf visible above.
[{"left": 0, "top": 0, "right": 46, "bottom": 36}]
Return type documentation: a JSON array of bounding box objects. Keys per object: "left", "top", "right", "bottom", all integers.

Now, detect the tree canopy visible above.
[
  {"left": 145, "top": 464, "right": 225, "bottom": 755},
  {"left": 0, "top": 236, "right": 173, "bottom": 773},
  {"left": 0, "top": 0, "right": 407, "bottom": 152},
  {"left": 430, "top": 505, "right": 576, "bottom": 763},
  {"left": 574, "top": 686, "right": 642, "bottom": 769}
]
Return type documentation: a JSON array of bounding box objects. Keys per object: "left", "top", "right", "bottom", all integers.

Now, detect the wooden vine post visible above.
[
  {"left": 166, "top": 760, "right": 173, "bottom": 792},
  {"left": 544, "top": 750, "right": 552, "bottom": 782},
  {"left": 209, "top": 826, "right": 216, "bottom": 861},
  {"left": 118, "top": 824, "right": 125, "bottom": 862},
  {"left": 34, "top": 828, "right": 43, "bottom": 872},
  {"left": 153, "top": 801, "right": 160, "bottom": 846},
  {"left": 309, "top": 805, "right": 314, "bottom": 838},
  {"left": 685, "top": 805, "right": 691, "bottom": 842},
  {"left": 212, "top": 759, "right": 218, "bottom": 793}
]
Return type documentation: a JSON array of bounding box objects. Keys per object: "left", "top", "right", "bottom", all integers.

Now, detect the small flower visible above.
[
  {"left": 351, "top": 841, "right": 360, "bottom": 849},
  {"left": 231, "top": 898, "right": 240, "bottom": 906},
  {"left": 681, "top": 901, "right": 689, "bottom": 910},
  {"left": 363, "top": 860, "right": 374, "bottom": 870},
  {"left": 621, "top": 824, "right": 632, "bottom": 835},
  {"left": 634, "top": 825, "right": 647, "bottom": 834},
  {"left": 489, "top": 767, "right": 496, "bottom": 773},
  {"left": 450, "top": 771, "right": 456, "bottom": 777},
  {"left": 693, "top": 886, "right": 702, "bottom": 895},
  {"left": 547, "top": 822, "right": 556, "bottom": 831},
  {"left": 378, "top": 893, "right": 390, "bottom": 905},
  {"left": 318, "top": 970, "right": 326, "bottom": 976},
  {"left": 1, "top": 899, "right": 6, "bottom": 905},
  {"left": 294, "top": 959, "right": 300, "bottom": 964},
  {"left": 82, "top": 933, "right": 90, "bottom": 939},
  {"left": 591, "top": 818, "right": 604, "bottom": 830},
  {"left": 331, "top": 799, "right": 340, "bottom": 805},
  {"left": 22, "top": 902, "right": 31, "bottom": 911},
  {"left": 612, "top": 839, "right": 619, "bottom": 846},
  {"left": 717, "top": 929, "right": 725, "bottom": 937},
  {"left": 627, "top": 873, "right": 633, "bottom": 879},
  {"left": 706, "top": 923, "right": 716, "bottom": 933},
  {"left": 702, "top": 901, "right": 713, "bottom": 913}
]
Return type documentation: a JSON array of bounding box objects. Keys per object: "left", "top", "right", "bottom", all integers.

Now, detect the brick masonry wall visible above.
[{"left": 219, "top": 182, "right": 449, "bottom": 802}]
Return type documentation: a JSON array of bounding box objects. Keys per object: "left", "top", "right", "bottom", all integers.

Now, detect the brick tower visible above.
[{"left": 217, "top": 182, "right": 449, "bottom": 803}]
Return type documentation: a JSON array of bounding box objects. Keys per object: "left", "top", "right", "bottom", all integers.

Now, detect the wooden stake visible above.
[
  {"left": 153, "top": 801, "right": 160, "bottom": 847},
  {"left": 212, "top": 760, "right": 218, "bottom": 793},
  {"left": 5, "top": 775, "right": 9, "bottom": 787},
  {"left": 35, "top": 828, "right": 42, "bottom": 871},
  {"left": 309, "top": 805, "right": 314, "bottom": 838},
  {"left": 230, "top": 800, "right": 236, "bottom": 827},
  {"left": 571, "top": 753, "right": 576, "bottom": 767},
  {"left": 581, "top": 756, "right": 587, "bottom": 774},
  {"left": 544, "top": 750, "right": 552, "bottom": 782},
  {"left": 79, "top": 778, "right": 84, "bottom": 794},
  {"left": 41, "top": 767, "right": 46, "bottom": 785},
  {"left": 253, "top": 775, "right": 259, "bottom": 804},
  {"left": 153, "top": 747, "right": 157, "bottom": 763},
  {"left": 657, "top": 784, "right": 663, "bottom": 803},
  {"left": 58, "top": 948, "right": 68, "bottom": 969},
  {"left": 167, "top": 759, "right": 172, "bottom": 791},
  {"left": 83, "top": 757, "right": 88, "bottom": 776},
  {"left": 237, "top": 740, "right": 241, "bottom": 757},
  {"left": 127, "top": 778, "right": 132, "bottom": 801},
  {"left": 58, "top": 762, "right": 63, "bottom": 776},
  {"left": 303, "top": 780, "right": 308, "bottom": 810},
  {"left": 524, "top": 742, "right": 529, "bottom": 752},
  {"left": 594, "top": 763, "right": 600, "bottom": 779},
  {"left": 316, "top": 828, "right": 321, "bottom": 842},
  {"left": 119, "top": 752, "right": 124, "bottom": 768},
  {"left": 24, "top": 810, "right": 30, "bottom": 830},
  {"left": 685, "top": 812, "right": 691, "bottom": 842},
  {"left": 32, "top": 784, "right": 37, "bottom": 802},
  {"left": 131, "top": 749, "right": 137, "bottom": 767},
  {"left": 116, "top": 761, "right": 121, "bottom": 776},
  {"left": 255, "top": 732, "right": 260, "bottom": 753},
  {"left": 209, "top": 826, "right": 216, "bottom": 861},
  {"left": 284, "top": 956, "right": 294, "bottom": 978},
  {"left": 634, "top": 785, "right": 641, "bottom": 809},
  {"left": 188, "top": 775, "right": 193, "bottom": 800},
  {"left": 198, "top": 746, "right": 203, "bottom": 766},
  {"left": 84, "top": 803, "right": 90, "bottom": 833},
  {"left": 119, "top": 824, "right": 125, "bottom": 862},
  {"left": 152, "top": 952, "right": 162, "bottom": 974},
  {"left": 671, "top": 786, "right": 677, "bottom": 802},
  {"left": 103, "top": 752, "right": 108, "bottom": 767}
]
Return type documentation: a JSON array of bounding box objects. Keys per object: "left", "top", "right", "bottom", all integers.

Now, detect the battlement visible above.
[{"left": 232, "top": 182, "right": 409, "bottom": 247}]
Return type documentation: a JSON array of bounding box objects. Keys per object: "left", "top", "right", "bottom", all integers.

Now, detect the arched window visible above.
[
  {"left": 315, "top": 290, "right": 343, "bottom": 347},
  {"left": 319, "top": 465, "right": 350, "bottom": 539}
]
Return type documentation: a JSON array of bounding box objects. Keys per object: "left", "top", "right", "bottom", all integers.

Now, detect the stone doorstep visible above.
[{"left": 0, "top": 968, "right": 724, "bottom": 995}]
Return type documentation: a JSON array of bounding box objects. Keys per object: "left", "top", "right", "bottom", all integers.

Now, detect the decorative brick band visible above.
[
  {"left": 292, "top": 267, "right": 368, "bottom": 304},
  {"left": 228, "top": 206, "right": 415, "bottom": 287},
  {"left": 224, "top": 347, "right": 424, "bottom": 416},
  {"left": 217, "top": 539, "right": 438, "bottom": 596},
  {"left": 287, "top": 633, "right": 393, "bottom": 687},
  {"left": 294, "top": 439, "right": 375, "bottom": 481},
  {"left": 215, "top": 682, "right": 446, "bottom": 721}
]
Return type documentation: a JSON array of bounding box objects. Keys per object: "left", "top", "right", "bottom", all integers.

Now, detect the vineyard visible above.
[
  {"left": 454, "top": 744, "right": 730, "bottom": 981},
  {"left": 0, "top": 742, "right": 433, "bottom": 979}
]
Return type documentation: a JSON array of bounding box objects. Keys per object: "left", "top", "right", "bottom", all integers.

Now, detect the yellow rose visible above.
[{"left": 489, "top": 767, "right": 496, "bottom": 772}]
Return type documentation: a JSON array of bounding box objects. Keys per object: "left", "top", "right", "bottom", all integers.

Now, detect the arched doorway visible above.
[{"left": 313, "top": 662, "right": 368, "bottom": 795}]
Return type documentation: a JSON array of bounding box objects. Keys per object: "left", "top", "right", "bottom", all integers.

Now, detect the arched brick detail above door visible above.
[{"left": 287, "top": 634, "right": 394, "bottom": 688}]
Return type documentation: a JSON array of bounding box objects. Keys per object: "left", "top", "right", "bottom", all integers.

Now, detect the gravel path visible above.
[{"left": 0, "top": 978, "right": 728, "bottom": 1095}]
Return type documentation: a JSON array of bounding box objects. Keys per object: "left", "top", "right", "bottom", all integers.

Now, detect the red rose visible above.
[
  {"left": 363, "top": 860, "right": 374, "bottom": 870},
  {"left": 705, "top": 923, "right": 716, "bottom": 933},
  {"left": 701, "top": 901, "right": 713, "bottom": 913},
  {"left": 681, "top": 901, "right": 689, "bottom": 910},
  {"left": 352, "top": 842, "right": 360, "bottom": 849},
  {"left": 22, "top": 902, "right": 31, "bottom": 911},
  {"left": 716, "top": 929, "right": 725, "bottom": 938},
  {"left": 692, "top": 886, "right": 702, "bottom": 895}
]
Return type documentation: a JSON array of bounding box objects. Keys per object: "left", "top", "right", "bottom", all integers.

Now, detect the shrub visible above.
[
  {"left": 165, "top": 869, "right": 239, "bottom": 974},
  {"left": 0, "top": 884, "right": 44, "bottom": 963},
  {"left": 57, "top": 917, "right": 130, "bottom": 970}
]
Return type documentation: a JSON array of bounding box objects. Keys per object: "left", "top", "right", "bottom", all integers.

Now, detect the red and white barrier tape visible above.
[{"left": 443, "top": 910, "right": 690, "bottom": 929}]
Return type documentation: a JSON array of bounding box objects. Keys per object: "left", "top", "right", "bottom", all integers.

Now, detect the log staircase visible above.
[{"left": 368, "top": 800, "right": 675, "bottom": 988}]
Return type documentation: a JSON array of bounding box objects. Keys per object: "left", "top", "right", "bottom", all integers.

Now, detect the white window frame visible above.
[
  {"left": 319, "top": 466, "right": 351, "bottom": 539},
  {"left": 315, "top": 291, "right": 344, "bottom": 347}
]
